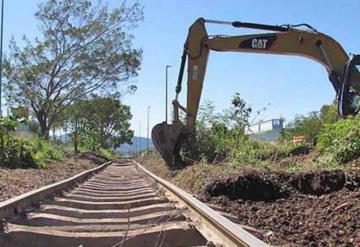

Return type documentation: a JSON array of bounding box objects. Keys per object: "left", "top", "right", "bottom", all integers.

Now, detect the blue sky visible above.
[{"left": 2, "top": 1, "right": 360, "bottom": 137}]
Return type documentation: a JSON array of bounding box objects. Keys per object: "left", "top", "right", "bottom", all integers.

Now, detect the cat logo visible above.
[
  {"left": 238, "top": 35, "right": 277, "bottom": 50},
  {"left": 251, "top": 39, "right": 268, "bottom": 49}
]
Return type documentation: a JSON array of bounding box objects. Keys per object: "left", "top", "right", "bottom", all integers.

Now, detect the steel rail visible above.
[
  {"left": 1, "top": 159, "right": 268, "bottom": 246},
  {"left": 134, "top": 160, "right": 268, "bottom": 247}
]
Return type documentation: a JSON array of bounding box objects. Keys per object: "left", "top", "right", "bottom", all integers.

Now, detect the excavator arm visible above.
[{"left": 152, "top": 18, "right": 360, "bottom": 166}]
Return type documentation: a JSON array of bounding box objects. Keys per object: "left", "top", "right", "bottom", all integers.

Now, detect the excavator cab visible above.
[{"left": 339, "top": 55, "right": 360, "bottom": 117}]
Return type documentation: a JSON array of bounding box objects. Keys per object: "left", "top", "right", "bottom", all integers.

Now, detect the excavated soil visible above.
[
  {"left": 202, "top": 169, "right": 360, "bottom": 246},
  {"left": 204, "top": 170, "right": 289, "bottom": 201},
  {"left": 0, "top": 153, "right": 106, "bottom": 202}
]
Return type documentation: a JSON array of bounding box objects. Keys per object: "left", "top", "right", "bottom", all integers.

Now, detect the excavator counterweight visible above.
[{"left": 152, "top": 18, "right": 360, "bottom": 166}]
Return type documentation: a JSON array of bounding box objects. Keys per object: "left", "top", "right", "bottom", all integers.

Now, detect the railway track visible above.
[{"left": 0, "top": 160, "right": 267, "bottom": 247}]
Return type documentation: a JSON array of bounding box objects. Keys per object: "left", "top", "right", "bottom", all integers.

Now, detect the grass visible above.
[
  {"left": 174, "top": 162, "right": 219, "bottom": 192},
  {"left": 137, "top": 146, "right": 356, "bottom": 194}
]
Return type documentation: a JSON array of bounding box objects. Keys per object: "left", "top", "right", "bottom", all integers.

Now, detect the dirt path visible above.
[{"left": 0, "top": 152, "right": 108, "bottom": 202}]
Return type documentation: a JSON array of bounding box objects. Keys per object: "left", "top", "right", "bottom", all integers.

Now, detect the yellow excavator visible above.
[{"left": 152, "top": 18, "right": 360, "bottom": 166}]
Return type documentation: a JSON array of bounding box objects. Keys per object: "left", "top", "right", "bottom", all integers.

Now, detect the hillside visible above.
[{"left": 118, "top": 136, "right": 154, "bottom": 154}]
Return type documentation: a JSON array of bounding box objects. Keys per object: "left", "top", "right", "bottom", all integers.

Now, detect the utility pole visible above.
[
  {"left": 0, "top": 0, "right": 5, "bottom": 116},
  {"left": 165, "top": 65, "right": 171, "bottom": 123},
  {"left": 147, "top": 106, "right": 150, "bottom": 152},
  {"left": 138, "top": 121, "right": 141, "bottom": 153}
]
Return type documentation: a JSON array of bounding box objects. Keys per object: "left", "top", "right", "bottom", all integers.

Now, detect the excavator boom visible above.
[{"left": 152, "top": 18, "right": 360, "bottom": 166}]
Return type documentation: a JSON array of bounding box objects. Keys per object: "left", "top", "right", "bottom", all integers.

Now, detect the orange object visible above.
[{"left": 293, "top": 136, "right": 305, "bottom": 144}]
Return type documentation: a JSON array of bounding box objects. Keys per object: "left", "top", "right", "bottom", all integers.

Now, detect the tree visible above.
[
  {"left": 64, "top": 95, "right": 133, "bottom": 152},
  {"left": 84, "top": 96, "right": 133, "bottom": 149},
  {"left": 222, "top": 93, "right": 252, "bottom": 130},
  {"left": 4, "top": 0, "right": 143, "bottom": 139},
  {"left": 320, "top": 102, "right": 338, "bottom": 124},
  {"left": 288, "top": 112, "right": 322, "bottom": 144},
  {"left": 182, "top": 93, "right": 252, "bottom": 162},
  {"left": 198, "top": 100, "right": 216, "bottom": 125},
  {"left": 181, "top": 101, "right": 217, "bottom": 162},
  {"left": 61, "top": 100, "right": 87, "bottom": 153},
  {"left": 280, "top": 101, "right": 339, "bottom": 144}
]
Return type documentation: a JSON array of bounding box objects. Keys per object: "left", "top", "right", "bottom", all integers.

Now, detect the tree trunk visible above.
[
  {"left": 52, "top": 128, "right": 56, "bottom": 141},
  {"left": 41, "top": 127, "right": 50, "bottom": 140},
  {"left": 37, "top": 112, "right": 50, "bottom": 140},
  {"left": 74, "top": 119, "right": 78, "bottom": 153}
]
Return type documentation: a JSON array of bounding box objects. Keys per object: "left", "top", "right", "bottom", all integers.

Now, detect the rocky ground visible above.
[{"left": 0, "top": 152, "right": 108, "bottom": 202}]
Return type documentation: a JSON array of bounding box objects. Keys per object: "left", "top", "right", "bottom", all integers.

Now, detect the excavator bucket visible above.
[{"left": 151, "top": 122, "right": 183, "bottom": 166}]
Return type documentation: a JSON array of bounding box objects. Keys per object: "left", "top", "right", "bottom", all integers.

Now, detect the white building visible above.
[{"left": 246, "top": 119, "right": 284, "bottom": 142}]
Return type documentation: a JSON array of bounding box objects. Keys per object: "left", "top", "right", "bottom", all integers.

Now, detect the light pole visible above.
[
  {"left": 138, "top": 121, "right": 141, "bottom": 152},
  {"left": 165, "top": 65, "right": 171, "bottom": 123},
  {"left": 0, "top": 0, "right": 4, "bottom": 116},
  {"left": 147, "top": 106, "right": 150, "bottom": 152}
]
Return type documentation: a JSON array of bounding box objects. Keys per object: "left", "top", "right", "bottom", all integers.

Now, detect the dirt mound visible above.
[
  {"left": 204, "top": 170, "right": 289, "bottom": 201},
  {"left": 288, "top": 145, "right": 312, "bottom": 156},
  {"left": 208, "top": 188, "right": 360, "bottom": 246},
  {"left": 203, "top": 169, "right": 360, "bottom": 203},
  {"left": 289, "top": 170, "right": 346, "bottom": 195},
  {"left": 79, "top": 151, "right": 109, "bottom": 165},
  {"left": 202, "top": 169, "right": 360, "bottom": 246}
]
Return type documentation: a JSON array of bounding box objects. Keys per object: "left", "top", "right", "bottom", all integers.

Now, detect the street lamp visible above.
[
  {"left": 0, "top": 0, "right": 5, "bottom": 116},
  {"left": 147, "top": 106, "right": 150, "bottom": 152},
  {"left": 165, "top": 65, "right": 171, "bottom": 123},
  {"left": 138, "top": 121, "right": 142, "bottom": 152}
]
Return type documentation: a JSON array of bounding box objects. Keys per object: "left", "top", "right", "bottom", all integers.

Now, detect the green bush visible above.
[
  {"left": 24, "top": 138, "right": 64, "bottom": 166},
  {"left": 2, "top": 137, "right": 64, "bottom": 168},
  {"left": 181, "top": 124, "right": 217, "bottom": 162},
  {"left": 231, "top": 139, "right": 278, "bottom": 164},
  {"left": 0, "top": 136, "right": 64, "bottom": 169},
  {"left": 210, "top": 122, "right": 237, "bottom": 151},
  {"left": 99, "top": 148, "right": 113, "bottom": 160},
  {"left": 277, "top": 142, "right": 312, "bottom": 157},
  {"left": 317, "top": 115, "right": 360, "bottom": 163},
  {"left": 1, "top": 138, "right": 37, "bottom": 169},
  {"left": 231, "top": 139, "right": 260, "bottom": 165},
  {"left": 279, "top": 103, "right": 338, "bottom": 145}
]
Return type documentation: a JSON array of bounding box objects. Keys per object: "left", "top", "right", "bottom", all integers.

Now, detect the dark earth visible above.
[{"left": 202, "top": 169, "right": 360, "bottom": 246}]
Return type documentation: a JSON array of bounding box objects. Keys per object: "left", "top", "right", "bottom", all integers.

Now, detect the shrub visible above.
[
  {"left": 280, "top": 103, "right": 338, "bottom": 145},
  {"left": 25, "top": 138, "right": 64, "bottom": 166},
  {"left": 0, "top": 137, "right": 64, "bottom": 169},
  {"left": 277, "top": 142, "right": 312, "bottom": 157},
  {"left": 1, "top": 138, "right": 37, "bottom": 169},
  {"left": 317, "top": 115, "right": 360, "bottom": 163},
  {"left": 3, "top": 137, "right": 64, "bottom": 168},
  {"left": 99, "top": 148, "right": 113, "bottom": 160},
  {"left": 231, "top": 139, "right": 278, "bottom": 165},
  {"left": 181, "top": 124, "right": 217, "bottom": 163}
]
